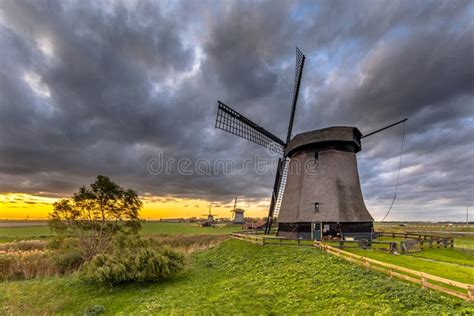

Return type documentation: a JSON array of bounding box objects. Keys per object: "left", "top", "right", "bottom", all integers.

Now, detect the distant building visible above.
[
  {"left": 244, "top": 219, "right": 266, "bottom": 230},
  {"left": 232, "top": 208, "right": 245, "bottom": 224}
]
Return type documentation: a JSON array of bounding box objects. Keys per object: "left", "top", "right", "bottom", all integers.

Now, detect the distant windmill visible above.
[
  {"left": 215, "top": 47, "right": 407, "bottom": 240},
  {"left": 201, "top": 205, "right": 215, "bottom": 227},
  {"left": 230, "top": 196, "right": 245, "bottom": 224}
]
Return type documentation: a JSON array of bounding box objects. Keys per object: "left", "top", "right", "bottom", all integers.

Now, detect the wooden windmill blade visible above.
[
  {"left": 230, "top": 196, "right": 238, "bottom": 221},
  {"left": 215, "top": 101, "right": 286, "bottom": 155},
  {"left": 263, "top": 157, "right": 288, "bottom": 233},
  {"left": 273, "top": 158, "right": 290, "bottom": 218},
  {"left": 265, "top": 48, "right": 306, "bottom": 234},
  {"left": 214, "top": 47, "right": 306, "bottom": 235},
  {"left": 286, "top": 47, "right": 306, "bottom": 144}
]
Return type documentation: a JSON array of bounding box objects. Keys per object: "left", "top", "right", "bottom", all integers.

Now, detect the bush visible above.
[
  {"left": 52, "top": 251, "right": 83, "bottom": 274},
  {"left": 80, "top": 237, "right": 185, "bottom": 285},
  {"left": 47, "top": 237, "right": 80, "bottom": 251},
  {"left": 83, "top": 305, "right": 106, "bottom": 316}
]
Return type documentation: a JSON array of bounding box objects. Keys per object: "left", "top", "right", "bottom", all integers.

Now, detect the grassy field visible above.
[
  {"left": 453, "top": 237, "right": 474, "bottom": 250},
  {"left": 0, "top": 222, "right": 241, "bottom": 242},
  {"left": 140, "top": 222, "right": 240, "bottom": 235},
  {"left": 338, "top": 247, "right": 474, "bottom": 284},
  {"left": 409, "top": 247, "right": 474, "bottom": 267},
  {"left": 1, "top": 239, "right": 472, "bottom": 315}
]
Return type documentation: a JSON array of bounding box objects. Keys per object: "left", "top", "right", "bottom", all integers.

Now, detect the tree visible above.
[{"left": 49, "top": 175, "right": 142, "bottom": 260}]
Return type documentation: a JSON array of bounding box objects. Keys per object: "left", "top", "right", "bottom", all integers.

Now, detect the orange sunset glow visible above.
[{"left": 0, "top": 193, "right": 268, "bottom": 220}]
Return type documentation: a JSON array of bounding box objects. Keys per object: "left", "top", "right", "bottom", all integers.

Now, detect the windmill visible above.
[
  {"left": 230, "top": 196, "right": 245, "bottom": 224},
  {"left": 201, "top": 205, "right": 215, "bottom": 227},
  {"left": 215, "top": 47, "right": 406, "bottom": 240}
]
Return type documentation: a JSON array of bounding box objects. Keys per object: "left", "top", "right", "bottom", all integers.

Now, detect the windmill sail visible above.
[
  {"left": 273, "top": 158, "right": 289, "bottom": 218},
  {"left": 214, "top": 48, "right": 306, "bottom": 235},
  {"left": 215, "top": 101, "right": 285, "bottom": 155},
  {"left": 265, "top": 48, "right": 305, "bottom": 234},
  {"left": 286, "top": 47, "right": 306, "bottom": 144}
]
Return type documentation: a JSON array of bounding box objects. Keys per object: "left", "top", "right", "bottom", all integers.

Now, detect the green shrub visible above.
[
  {"left": 81, "top": 237, "right": 185, "bottom": 285},
  {"left": 53, "top": 251, "right": 83, "bottom": 274},
  {"left": 83, "top": 304, "right": 106, "bottom": 316}
]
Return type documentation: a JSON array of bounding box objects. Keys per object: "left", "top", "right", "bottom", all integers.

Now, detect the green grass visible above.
[
  {"left": 0, "top": 222, "right": 241, "bottom": 242},
  {"left": 1, "top": 239, "right": 472, "bottom": 315},
  {"left": 0, "top": 226, "right": 52, "bottom": 242},
  {"left": 409, "top": 248, "right": 474, "bottom": 267},
  {"left": 340, "top": 247, "right": 474, "bottom": 284},
  {"left": 140, "top": 222, "right": 240, "bottom": 235},
  {"left": 455, "top": 237, "right": 474, "bottom": 250}
]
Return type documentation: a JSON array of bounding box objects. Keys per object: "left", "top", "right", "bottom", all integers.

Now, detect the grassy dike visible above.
[{"left": 1, "top": 239, "right": 472, "bottom": 315}]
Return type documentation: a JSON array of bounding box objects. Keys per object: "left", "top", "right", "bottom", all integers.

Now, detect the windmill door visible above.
[{"left": 313, "top": 222, "right": 322, "bottom": 240}]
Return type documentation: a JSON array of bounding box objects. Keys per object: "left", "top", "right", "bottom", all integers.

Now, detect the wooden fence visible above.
[
  {"left": 378, "top": 231, "right": 454, "bottom": 247},
  {"left": 314, "top": 241, "right": 474, "bottom": 302},
  {"left": 326, "top": 240, "right": 398, "bottom": 253},
  {"left": 231, "top": 232, "right": 473, "bottom": 301},
  {"left": 230, "top": 233, "right": 312, "bottom": 246}
]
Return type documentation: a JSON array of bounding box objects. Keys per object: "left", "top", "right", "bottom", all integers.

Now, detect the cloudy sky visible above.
[{"left": 0, "top": 0, "right": 473, "bottom": 220}]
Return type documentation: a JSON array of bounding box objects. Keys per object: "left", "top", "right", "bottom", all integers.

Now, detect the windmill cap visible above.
[
  {"left": 285, "top": 126, "right": 362, "bottom": 157},
  {"left": 231, "top": 208, "right": 245, "bottom": 212}
]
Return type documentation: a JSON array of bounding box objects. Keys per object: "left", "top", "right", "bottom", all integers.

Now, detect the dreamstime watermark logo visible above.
[{"left": 147, "top": 147, "right": 319, "bottom": 177}]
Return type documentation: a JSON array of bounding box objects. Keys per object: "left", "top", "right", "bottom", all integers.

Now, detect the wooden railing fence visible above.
[
  {"left": 314, "top": 241, "right": 473, "bottom": 302},
  {"left": 230, "top": 233, "right": 473, "bottom": 301},
  {"left": 230, "top": 233, "right": 312, "bottom": 246},
  {"left": 378, "top": 231, "right": 454, "bottom": 248}
]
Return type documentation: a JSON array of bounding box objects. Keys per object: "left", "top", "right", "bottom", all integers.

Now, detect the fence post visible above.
[
  {"left": 421, "top": 275, "right": 427, "bottom": 289},
  {"left": 389, "top": 267, "right": 393, "bottom": 279},
  {"left": 400, "top": 241, "right": 406, "bottom": 253},
  {"left": 468, "top": 285, "right": 474, "bottom": 301},
  {"left": 279, "top": 239, "right": 282, "bottom": 246},
  {"left": 262, "top": 237, "right": 265, "bottom": 246}
]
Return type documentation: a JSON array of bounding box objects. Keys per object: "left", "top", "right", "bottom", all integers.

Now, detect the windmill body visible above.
[
  {"left": 214, "top": 47, "right": 406, "bottom": 240},
  {"left": 230, "top": 197, "right": 245, "bottom": 224},
  {"left": 277, "top": 127, "right": 373, "bottom": 240},
  {"left": 202, "top": 206, "right": 215, "bottom": 227},
  {"left": 232, "top": 208, "right": 245, "bottom": 224}
]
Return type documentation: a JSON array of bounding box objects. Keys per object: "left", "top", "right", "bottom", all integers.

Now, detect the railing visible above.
[
  {"left": 230, "top": 233, "right": 312, "bottom": 246},
  {"left": 231, "top": 232, "right": 473, "bottom": 300},
  {"left": 314, "top": 241, "right": 474, "bottom": 302},
  {"left": 377, "top": 231, "right": 454, "bottom": 250},
  {"left": 325, "top": 240, "right": 398, "bottom": 252}
]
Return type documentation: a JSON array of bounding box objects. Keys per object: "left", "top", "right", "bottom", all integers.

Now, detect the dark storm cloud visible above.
[{"left": 0, "top": 0, "right": 473, "bottom": 220}]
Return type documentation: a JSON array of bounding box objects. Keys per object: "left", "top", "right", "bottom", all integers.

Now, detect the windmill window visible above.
[
  {"left": 314, "top": 202, "right": 320, "bottom": 213},
  {"left": 314, "top": 152, "right": 319, "bottom": 160}
]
